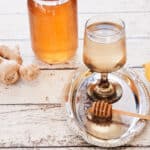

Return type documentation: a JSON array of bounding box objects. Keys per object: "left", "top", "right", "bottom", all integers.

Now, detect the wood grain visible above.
[
  {"left": 0, "top": 69, "right": 149, "bottom": 105},
  {"left": 0, "top": 38, "right": 150, "bottom": 68},
  {"left": 0, "top": 70, "right": 75, "bottom": 104},
  {"left": 15, "top": 148, "right": 150, "bottom": 150},
  {"left": 0, "top": 13, "right": 150, "bottom": 40},
  {"left": 0, "top": 0, "right": 149, "bottom": 14},
  {"left": 0, "top": 105, "right": 84, "bottom": 147},
  {"left": 0, "top": 104, "right": 149, "bottom": 147},
  {"left": 0, "top": 0, "right": 149, "bottom": 149}
]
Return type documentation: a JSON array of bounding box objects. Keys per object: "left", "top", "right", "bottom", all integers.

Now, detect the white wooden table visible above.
[{"left": 0, "top": 0, "right": 150, "bottom": 149}]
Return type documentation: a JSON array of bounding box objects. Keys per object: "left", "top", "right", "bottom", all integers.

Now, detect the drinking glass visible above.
[{"left": 83, "top": 16, "right": 126, "bottom": 103}]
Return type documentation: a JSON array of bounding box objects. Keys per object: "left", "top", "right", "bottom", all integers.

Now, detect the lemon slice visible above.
[{"left": 143, "top": 62, "right": 150, "bottom": 81}]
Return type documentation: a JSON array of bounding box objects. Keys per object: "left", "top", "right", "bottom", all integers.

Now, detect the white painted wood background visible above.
[{"left": 0, "top": 0, "right": 150, "bottom": 149}]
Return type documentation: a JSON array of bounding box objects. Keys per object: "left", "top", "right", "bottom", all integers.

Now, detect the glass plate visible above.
[{"left": 65, "top": 67, "right": 150, "bottom": 147}]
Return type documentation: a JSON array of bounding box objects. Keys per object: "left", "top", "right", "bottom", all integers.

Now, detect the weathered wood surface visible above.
[
  {"left": 17, "top": 148, "right": 150, "bottom": 150},
  {"left": 0, "top": 0, "right": 149, "bottom": 14},
  {"left": 0, "top": 70, "right": 75, "bottom": 104},
  {"left": 0, "top": 38, "right": 150, "bottom": 68},
  {"left": 0, "top": 69, "right": 149, "bottom": 105},
  {"left": 0, "top": 0, "right": 150, "bottom": 149},
  {"left": 0, "top": 68, "right": 149, "bottom": 148},
  {"left": 0, "top": 104, "right": 149, "bottom": 148},
  {"left": 0, "top": 13, "right": 149, "bottom": 40}
]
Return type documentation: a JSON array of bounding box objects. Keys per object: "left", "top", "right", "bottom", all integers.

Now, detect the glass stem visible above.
[{"left": 99, "top": 73, "right": 110, "bottom": 88}]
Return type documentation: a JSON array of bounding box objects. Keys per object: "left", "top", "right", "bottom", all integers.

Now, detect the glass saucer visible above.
[{"left": 65, "top": 67, "right": 150, "bottom": 147}]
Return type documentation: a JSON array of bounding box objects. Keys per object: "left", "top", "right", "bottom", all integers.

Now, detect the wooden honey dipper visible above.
[{"left": 87, "top": 101, "right": 150, "bottom": 123}]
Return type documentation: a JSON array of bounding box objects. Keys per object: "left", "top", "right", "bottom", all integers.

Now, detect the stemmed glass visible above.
[{"left": 83, "top": 16, "right": 126, "bottom": 103}]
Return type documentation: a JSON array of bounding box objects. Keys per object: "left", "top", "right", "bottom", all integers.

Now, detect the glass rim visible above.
[{"left": 85, "top": 15, "right": 126, "bottom": 38}]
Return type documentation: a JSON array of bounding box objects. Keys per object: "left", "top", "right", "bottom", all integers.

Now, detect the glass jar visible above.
[{"left": 27, "top": 0, "right": 78, "bottom": 64}]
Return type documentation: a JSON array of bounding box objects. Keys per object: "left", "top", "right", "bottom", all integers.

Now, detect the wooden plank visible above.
[
  {"left": 0, "top": 105, "right": 84, "bottom": 147},
  {"left": 0, "top": 147, "right": 148, "bottom": 150},
  {"left": 17, "top": 148, "right": 150, "bottom": 150},
  {"left": 19, "top": 148, "right": 150, "bottom": 150},
  {"left": 0, "top": 70, "right": 75, "bottom": 104},
  {"left": 0, "top": 0, "right": 149, "bottom": 14},
  {"left": 0, "top": 38, "right": 150, "bottom": 68},
  {"left": 0, "top": 104, "right": 149, "bottom": 147},
  {"left": 0, "top": 68, "right": 149, "bottom": 104},
  {"left": 79, "top": 0, "right": 150, "bottom": 13},
  {"left": 0, "top": 13, "right": 149, "bottom": 40}
]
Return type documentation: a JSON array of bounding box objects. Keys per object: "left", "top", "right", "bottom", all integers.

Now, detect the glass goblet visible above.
[{"left": 83, "top": 16, "right": 126, "bottom": 103}]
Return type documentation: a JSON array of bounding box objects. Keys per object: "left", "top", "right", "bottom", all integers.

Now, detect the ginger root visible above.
[
  {"left": 19, "top": 64, "right": 40, "bottom": 81},
  {"left": 0, "top": 57, "right": 20, "bottom": 85},
  {"left": 0, "top": 45, "right": 22, "bottom": 64},
  {"left": 0, "top": 45, "right": 40, "bottom": 85}
]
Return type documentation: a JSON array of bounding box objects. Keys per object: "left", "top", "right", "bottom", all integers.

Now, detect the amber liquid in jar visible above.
[{"left": 28, "top": 0, "right": 78, "bottom": 64}]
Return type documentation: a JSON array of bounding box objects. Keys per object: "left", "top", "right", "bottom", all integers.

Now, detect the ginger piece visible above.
[
  {"left": 19, "top": 64, "right": 40, "bottom": 81},
  {"left": 143, "top": 62, "right": 150, "bottom": 81},
  {"left": 0, "top": 45, "right": 40, "bottom": 84},
  {"left": 0, "top": 57, "right": 20, "bottom": 85},
  {"left": 0, "top": 45, "right": 22, "bottom": 65}
]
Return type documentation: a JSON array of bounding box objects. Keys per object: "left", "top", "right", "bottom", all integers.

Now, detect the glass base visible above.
[{"left": 87, "top": 82, "right": 122, "bottom": 103}]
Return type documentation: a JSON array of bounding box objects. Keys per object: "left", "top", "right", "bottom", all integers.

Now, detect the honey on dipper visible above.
[
  {"left": 86, "top": 101, "right": 127, "bottom": 139},
  {"left": 87, "top": 101, "right": 112, "bottom": 124}
]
